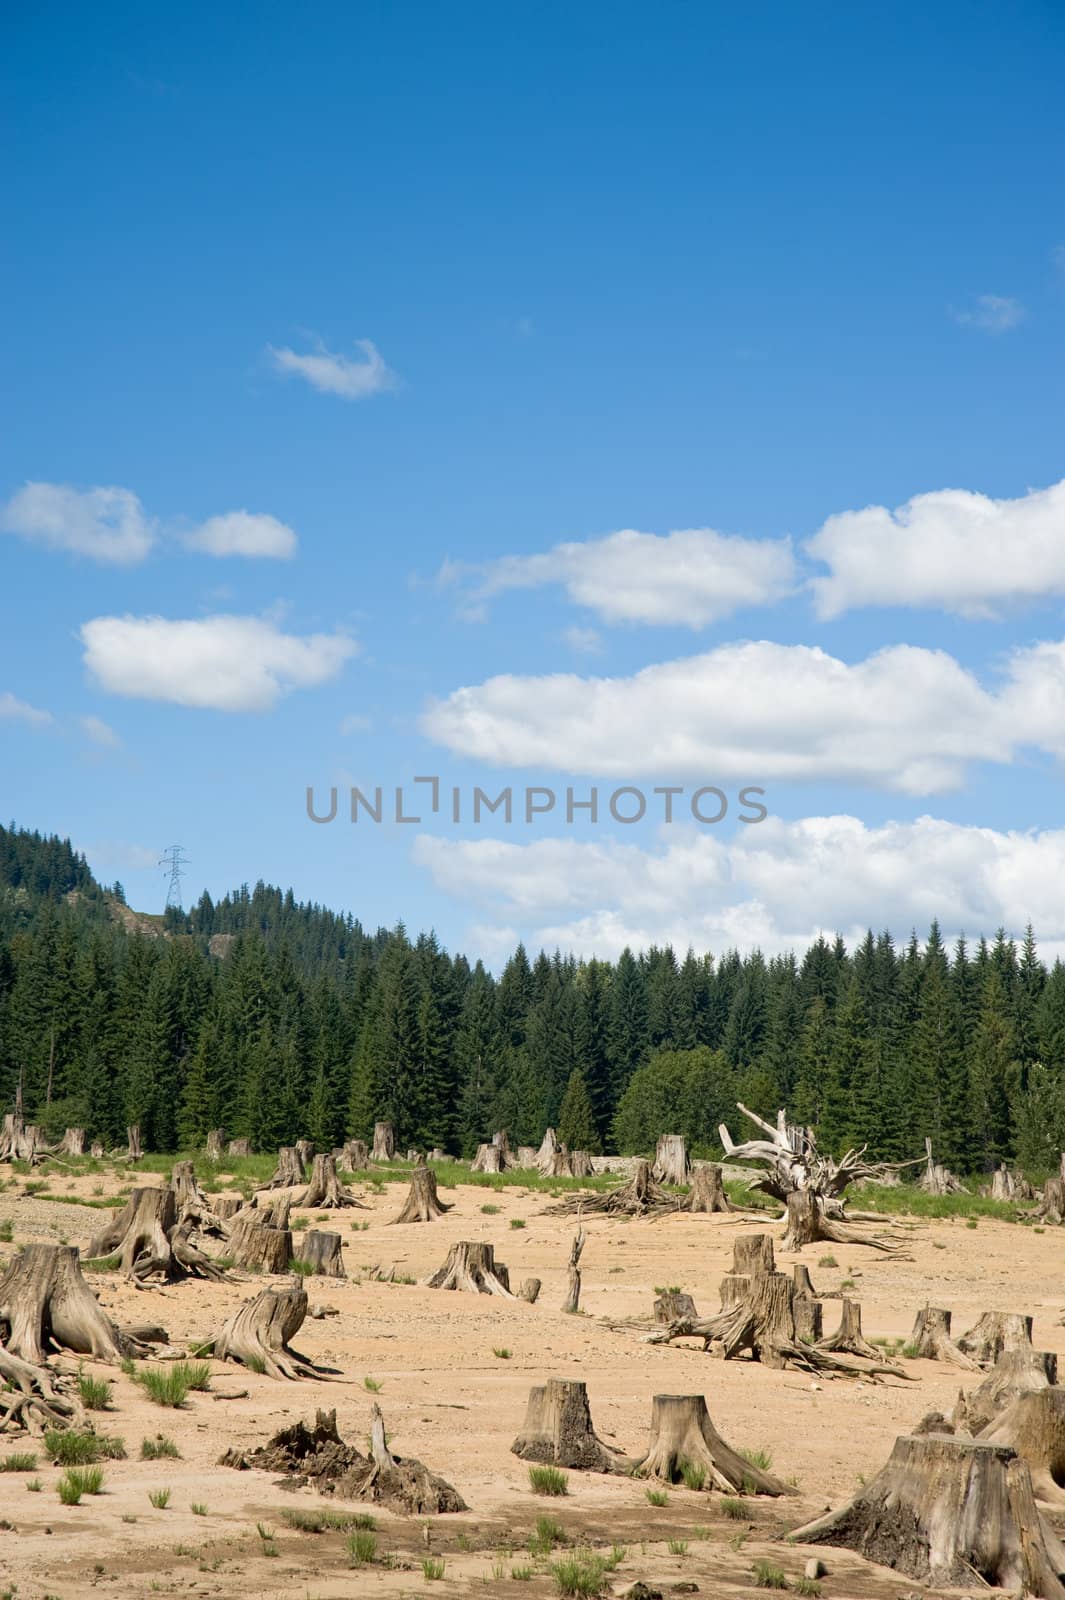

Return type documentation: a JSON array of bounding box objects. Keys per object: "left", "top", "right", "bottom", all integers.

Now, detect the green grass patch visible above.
[
  {"left": 77, "top": 1372, "right": 113, "bottom": 1410},
  {"left": 753, "top": 1561, "right": 789, "bottom": 1589},
  {"left": 347, "top": 1528, "right": 378, "bottom": 1565},
  {"left": 45, "top": 1429, "right": 125, "bottom": 1465},
  {"left": 529, "top": 1464, "right": 568, "bottom": 1496},
  {"left": 141, "top": 1435, "right": 180, "bottom": 1460},
  {"left": 0, "top": 1453, "right": 37, "bottom": 1472},
  {"left": 551, "top": 1550, "right": 610, "bottom": 1598}
]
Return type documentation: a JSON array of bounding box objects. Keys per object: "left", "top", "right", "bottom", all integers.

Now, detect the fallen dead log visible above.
[
  {"left": 634, "top": 1393, "right": 790, "bottom": 1494},
  {"left": 512, "top": 1379, "right": 626, "bottom": 1472},
  {"left": 791, "top": 1432, "right": 1065, "bottom": 1598},
  {"left": 424, "top": 1241, "right": 515, "bottom": 1297},
  {"left": 392, "top": 1163, "right": 452, "bottom": 1223}
]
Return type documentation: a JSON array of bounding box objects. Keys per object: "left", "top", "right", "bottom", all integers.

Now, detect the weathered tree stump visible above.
[
  {"left": 125, "top": 1124, "right": 142, "bottom": 1161},
  {"left": 980, "top": 1389, "right": 1065, "bottom": 1504},
  {"left": 512, "top": 1379, "right": 625, "bottom": 1471},
  {"left": 536, "top": 1127, "right": 560, "bottom": 1175},
  {"left": 229, "top": 1201, "right": 294, "bottom": 1274},
  {"left": 372, "top": 1121, "right": 395, "bottom": 1161},
  {"left": 792, "top": 1433, "right": 1065, "bottom": 1597},
  {"left": 342, "top": 1139, "right": 370, "bottom": 1170},
  {"left": 471, "top": 1142, "right": 504, "bottom": 1174},
  {"left": 562, "top": 1222, "right": 585, "bottom": 1314},
  {"left": 919, "top": 1137, "right": 967, "bottom": 1196},
  {"left": 517, "top": 1277, "right": 541, "bottom": 1303},
  {"left": 783, "top": 1186, "right": 904, "bottom": 1253},
  {"left": 634, "top": 1393, "right": 789, "bottom": 1493},
  {"left": 228, "top": 1137, "right": 251, "bottom": 1157},
  {"left": 57, "top": 1127, "right": 86, "bottom": 1157},
  {"left": 515, "top": 1146, "right": 538, "bottom": 1169},
  {"left": 300, "top": 1153, "right": 363, "bottom": 1209},
  {"left": 169, "top": 1212, "right": 227, "bottom": 1280},
  {"left": 297, "top": 1230, "right": 346, "bottom": 1278},
  {"left": 689, "top": 1163, "right": 732, "bottom": 1213},
  {"left": 88, "top": 1186, "right": 178, "bottom": 1279},
  {"left": 204, "top": 1280, "right": 322, "bottom": 1379},
  {"left": 793, "top": 1263, "right": 818, "bottom": 1298},
  {"left": 261, "top": 1146, "right": 305, "bottom": 1190},
  {"left": 655, "top": 1291, "right": 698, "bottom": 1325},
  {"left": 205, "top": 1128, "right": 224, "bottom": 1160},
  {"left": 547, "top": 1159, "right": 678, "bottom": 1218},
  {"left": 955, "top": 1346, "right": 1059, "bottom": 1434},
  {"left": 424, "top": 1241, "right": 515, "bottom": 1296},
  {"left": 392, "top": 1163, "right": 452, "bottom": 1223},
  {"left": 909, "top": 1305, "right": 976, "bottom": 1367},
  {"left": 958, "top": 1311, "right": 1034, "bottom": 1370},
  {"left": 818, "top": 1298, "right": 884, "bottom": 1360},
  {"left": 719, "top": 1273, "right": 751, "bottom": 1311},
  {"left": 215, "top": 1195, "right": 243, "bottom": 1220},
  {"left": 0, "top": 1342, "right": 78, "bottom": 1434},
  {"left": 794, "top": 1295, "right": 823, "bottom": 1344},
  {"left": 0, "top": 1243, "right": 131, "bottom": 1363},
  {"left": 652, "top": 1133, "right": 690, "bottom": 1187},
  {"left": 733, "top": 1233, "right": 776, "bottom": 1277},
  {"left": 169, "top": 1159, "right": 209, "bottom": 1214},
  {"left": 90, "top": 1139, "right": 104, "bottom": 1159},
  {"left": 295, "top": 1138, "right": 315, "bottom": 1168},
  {"left": 569, "top": 1150, "right": 593, "bottom": 1178}
]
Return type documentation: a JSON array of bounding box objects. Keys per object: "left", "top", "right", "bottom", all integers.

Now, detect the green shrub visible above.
[
  {"left": 148, "top": 1487, "right": 171, "bottom": 1508},
  {"left": 348, "top": 1528, "right": 378, "bottom": 1565},
  {"left": 551, "top": 1550, "right": 609, "bottom": 1598},
  {"left": 753, "top": 1560, "right": 789, "bottom": 1589},
  {"left": 45, "top": 1430, "right": 125, "bottom": 1465},
  {"left": 140, "top": 1435, "right": 180, "bottom": 1460},
  {"left": 645, "top": 1487, "right": 668, "bottom": 1506},
  {"left": 77, "top": 1372, "right": 113, "bottom": 1410},
  {"left": 529, "top": 1464, "right": 568, "bottom": 1496},
  {"left": 0, "top": 1453, "right": 37, "bottom": 1472},
  {"left": 422, "top": 1557, "right": 446, "bottom": 1580}
]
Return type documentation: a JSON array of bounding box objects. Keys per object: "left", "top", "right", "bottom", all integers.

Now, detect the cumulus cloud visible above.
[
  {"left": 424, "top": 638, "right": 1051, "bottom": 793},
  {"left": 807, "top": 478, "right": 1065, "bottom": 618},
  {"left": 79, "top": 714, "right": 121, "bottom": 748},
  {"left": 267, "top": 337, "right": 396, "bottom": 399},
  {"left": 413, "top": 816, "right": 1065, "bottom": 963},
  {"left": 949, "top": 294, "right": 1026, "bottom": 333},
  {"left": 0, "top": 691, "right": 52, "bottom": 726},
  {"left": 563, "top": 626, "right": 603, "bottom": 655},
  {"left": 80, "top": 614, "right": 357, "bottom": 711},
  {"left": 445, "top": 526, "right": 796, "bottom": 627},
  {"left": 1, "top": 482, "right": 154, "bottom": 564},
  {"left": 183, "top": 510, "right": 298, "bottom": 560}
]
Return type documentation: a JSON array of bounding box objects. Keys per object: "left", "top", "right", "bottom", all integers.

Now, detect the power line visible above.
[{"left": 159, "top": 845, "right": 190, "bottom": 910}]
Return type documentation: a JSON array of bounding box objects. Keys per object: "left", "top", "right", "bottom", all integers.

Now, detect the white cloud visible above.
[
  {"left": 423, "top": 638, "right": 1042, "bottom": 793},
  {"left": 79, "top": 714, "right": 121, "bottom": 748},
  {"left": 807, "top": 478, "right": 1065, "bottom": 618},
  {"left": 339, "top": 713, "right": 372, "bottom": 735},
  {"left": 267, "top": 337, "right": 396, "bottom": 400},
  {"left": 0, "top": 691, "right": 52, "bottom": 726},
  {"left": 950, "top": 294, "right": 1026, "bottom": 333},
  {"left": 563, "top": 625, "right": 603, "bottom": 655},
  {"left": 413, "top": 816, "right": 1065, "bottom": 964},
  {"left": 183, "top": 510, "right": 297, "bottom": 560},
  {"left": 1, "top": 482, "right": 154, "bottom": 564},
  {"left": 446, "top": 526, "right": 796, "bottom": 627},
  {"left": 80, "top": 614, "right": 358, "bottom": 712}
]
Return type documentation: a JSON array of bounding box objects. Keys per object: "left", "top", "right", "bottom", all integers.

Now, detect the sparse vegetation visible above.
[
  {"left": 348, "top": 1528, "right": 378, "bottom": 1565},
  {"left": 753, "top": 1561, "right": 789, "bottom": 1589},
  {"left": 141, "top": 1435, "right": 180, "bottom": 1460},
  {"left": 148, "top": 1487, "right": 172, "bottom": 1509},
  {"left": 645, "top": 1488, "right": 669, "bottom": 1507},
  {"left": 551, "top": 1550, "right": 610, "bottom": 1598},
  {"left": 529, "top": 1464, "right": 569, "bottom": 1495}
]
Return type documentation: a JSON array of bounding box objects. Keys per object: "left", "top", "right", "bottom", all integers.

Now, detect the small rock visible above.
[
  {"left": 804, "top": 1558, "right": 825, "bottom": 1580},
  {"left": 624, "top": 1586, "right": 663, "bottom": 1600}
]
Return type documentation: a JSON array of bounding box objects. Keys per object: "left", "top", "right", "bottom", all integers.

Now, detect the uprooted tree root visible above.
[
  {"left": 221, "top": 1404, "right": 467, "bottom": 1513},
  {"left": 547, "top": 1159, "right": 679, "bottom": 1218}
]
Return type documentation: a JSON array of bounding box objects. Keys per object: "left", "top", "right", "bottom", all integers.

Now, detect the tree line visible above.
[{"left": 2, "top": 821, "right": 1065, "bottom": 1173}]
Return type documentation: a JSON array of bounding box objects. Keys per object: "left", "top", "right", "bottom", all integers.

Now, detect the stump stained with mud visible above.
[
  {"left": 634, "top": 1393, "right": 789, "bottom": 1494},
  {"left": 792, "top": 1433, "right": 1065, "bottom": 1598},
  {"left": 424, "top": 1241, "right": 515, "bottom": 1296},
  {"left": 512, "top": 1379, "right": 625, "bottom": 1472},
  {"left": 392, "top": 1163, "right": 452, "bottom": 1223},
  {"left": 297, "top": 1231, "right": 346, "bottom": 1278}
]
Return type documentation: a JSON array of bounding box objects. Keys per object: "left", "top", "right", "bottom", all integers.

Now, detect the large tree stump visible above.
[
  {"left": 392, "top": 1163, "right": 452, "bottom": 1223},
  {"left": 793, "top": 1263, "right": 818, "bottom": 1298},
  {"left": 909, "top": 1305, "right": 977, "bottom": 1368},
  {"left": 228, "top": 1137, "right": 252, "bottom": 1157},
  {"left": 980, "top": 1389, "right": 1065, "bottom": 1504},
  {"left": 57, "top": 1127, "right": 86, "bottom": 1157},
  {"left": 655, "top": 1291, "right": 698, "bottom": 1325},
  {"left": 689, "top": 1164, "right": 732, "bottom": 1213},
  {"left": 169, "top": 1212, "right": 227, "bottom": 1280},
  {"left": 300, "top": 1153, "right": 363, "bottom": 1209},
  {"left": 170, "top": 1160, "right": 209, "bottom": 1214},
  {"left": 295, "top": 1138, "right": 315, "bottom": 1168},
  {"left": 205, "top": 1128, "right": 224, "bottom": 1160},
  {"left": 215, "top": 1195, "right": 243, "bottom": 1220},
  {"left": 1041, "top": 1176, "right": 1065, "bottom": 1225},
  {"left": 958, "top": 1311, "right": 1034, "bottom": 1369},
  {"left": 652, "top": 1134, "right": 690, "bottom": 1187},
  {"left": 90, "top": 1139, "right": 104, "bottom": 1159},
  {"left": 536, "top": 1127, "right": 560, "bottom": 1175},
  {"left": 733, "top": 1233, "right": 776, "bottom": 1277},
  {"left": 512, "top": 1379, "right": 625, "bottom": 1472},
  {"left": 372, "top": 1121, "right": 395, "bottom": 1161},
  {"left": 919, "top": 1137, "right": 967, "bottom": 1196},
  {"left": 956, "top": 1347, "right": 1059, "bottom": 1434},
  {"left": 88, "top": 1187, "right": 178, "bottom": 1279},
  {"left": 342, "top": 1139, "right": 370, "bottom": 1170},
  {"left": 296, "top": 1230, "right": 346, "bottom": 1278},
  {"left": 261, "top": 1146, "right": 305, "bottom": 1190},
  {"left": 0, "top": 1243, "right": 130, "bottom": 1363},
  {"left": 424, "top": 1241, "right": 515, "bottom": 1296},
  {"left": 562, "top": 1222, "right": 585, "bottom": 1314},
  {"left": 471, "top": 1142, "right": 504, "bottom": 1174},
  {"left": 783, "top": 1187, "right": 904, "bottom": 1253},
  {"left": 792, "top": 1433, "right": 1065, "bottom": 1597},
  {"left": 204, "top": 1280, "right": 322, "bottom": 1379},
  {"left": 634, "top": 1394, "right": 789, "bottom": 1494},
  {"left": 794, "top": 1295, "right": 823, "bottom": 1344},
  {"left": 229, "top": 1201, "right": 294, "bottom": 1274},
  {"left": 569, "top": 1150, "right": 593, "bottom": 1178},
  {"left": 818, "top": 1298, "right": 884, "bottom": 1360}
]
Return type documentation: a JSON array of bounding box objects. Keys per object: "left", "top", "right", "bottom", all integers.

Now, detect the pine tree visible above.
[{"left": 558, "top": 1068, "right": 601, "bottom": 1153}]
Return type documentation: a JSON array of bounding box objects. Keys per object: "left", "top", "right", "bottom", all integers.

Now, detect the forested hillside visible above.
[{"left": 1, "top": 821, "right": 1064, "bottom": 1172}]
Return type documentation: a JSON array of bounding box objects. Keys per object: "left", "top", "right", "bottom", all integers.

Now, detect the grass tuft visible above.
[
  {"left": 148, "top": 1487, "right": 172, "bottom": 1509},
  {"left": 529, "top": 1464, "right": 568, "bottom": 1496},
  {"left": 551, "top": 1550, "right": 609, "bottom": 1598},
  {"left": 753, "top": 1560, "right": 789, "bottom": 1589}
]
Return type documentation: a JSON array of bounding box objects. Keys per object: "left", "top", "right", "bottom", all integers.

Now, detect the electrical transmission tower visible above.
[{"left": 159, "top": 845, "right": 190, "bottom": 910}]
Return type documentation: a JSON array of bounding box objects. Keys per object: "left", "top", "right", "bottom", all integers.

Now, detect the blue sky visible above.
[{"left": 2, "top": 1, "right": 1065, "bottom": 965}]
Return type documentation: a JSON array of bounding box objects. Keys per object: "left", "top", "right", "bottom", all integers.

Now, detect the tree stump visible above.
[
  {"left": 169, "top": 1212, "right": 227, "bottom": 1280},
  {"left": 512, "top": 1379, "right": 625, "bottom": 1471},
  {"left": 792, "top": 1433, "right": 1065, "bottom": 1597},
  {"left": 215, "top": 1195, "right": 243, "bottom": 1220},
  {"left": 818, "top": 1298, "right": 883, "bottom": 1360},
  {"left": 295, "top": 1139, "right": 315, "bottom": 1168},
  {"left": 297, "top": 1230, "right": 346, "bottom": 1278},
  {"left": 793, "top": 1264, "right": 818, "bottom": 1298},
  {"left": 228, "top": 1137, "right": 252, "bottom": 1157},
  {"left": 205, "top": 1128, "right": 224, "bottom": 1160},
  {"left": 126, "top": 1124, "right": 142, "bottom": 1160},
  {"left": 392, "top": 1163, "right": 452, "bottom": 1223},
  {"left": 634, "top": 1394, "right": 789, "bottom": 1493},
  {"left": 536, "top": 1128, "right": 560, "bottom": 1175},
  {"left": 1040, "top": 1177, "right": 1065, "bottom": 1225},
  {"left": 342, "top": 1139, "right": 370, "bottom": 1170},
  {"left": 0, "top": 1243, "right": 131, "bottom": 1363},
  {"left": 794, "top": 1295, "right": 823, "bottom": 1344},
  {"left": 372, "top": 1121, "right": 395, "bottom": 1161},
  {"left": 90, "top": 1140, "right": 104, "bottom": 1159},
  {"left": 515, "top": 1146, "right": 538, "bottom": 1169},
  {"left": 169, "top": 1159, "right": 208, "bottom": 1214},
  {"left": 88, "top": 1186, "right": 178, "bottom": 1279},
  {"left": 229, "top": 1203, "right": 294, "bottom": 1274},
  {"left": 919, "top": 1137, "right": 967, "bottom": 1196},
  {"left": 689, "top": 1164, "right": 732, "bottom": 1213},
  {"left": 518, "top": 1277, "right": 541, "bottom": 1303},
  {"left": 980, "top": 1389, "right": 1065, "bottom": 1504},
  {"left": 732, "top": 1233, "right": 776, "bottom": 1277},
  {"left": 300, "top": 1153, "right": 362, "bottom": 1208},
  {"left": 262, "top": 1146, "right": 306, "bottom": 1190},
  {"left": 205, "top": 1280, "right": 322, "bottom": 1379},
  {"left": 652, "top": 1134, "right": 690, "bottom": 1187},
  {"left": 57, "top": 1127, "right": 86, "bottom": 1157},
  {"left": 562, "top": 1223, "right": 585, "bottom": 1314},
  {"left": 424, "top": 1241, "right": 515, "bottom": 1296},
  {"left": 909, "top": 1305, "right": 976, "bottom": 1367},
  {"left": 719, "top": 1274, "right": 751, "bottom": 1311},
  {"left": 956, "top": 1347, "right": 1059, "bottom": 1433},
  {"left": 656, "top": 1291, "right": 698, "bottom": 1325},
  {"left": 471, "top": 1142, "right": 504, "bottom": 1174},
  {"left": 569, "top": 1150, "right": 593, "bottom": 1178},
  {"left": 958, "top": 1311, "right": 1034, "bottom": 1370},
  {"left": 0, "top": 1342, "right": 78, "bottom": 1434}
]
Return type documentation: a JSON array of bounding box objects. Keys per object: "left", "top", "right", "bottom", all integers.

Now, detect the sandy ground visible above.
[{"left": 2, "top": 1167, "right": 1064, "bottom": 1600}]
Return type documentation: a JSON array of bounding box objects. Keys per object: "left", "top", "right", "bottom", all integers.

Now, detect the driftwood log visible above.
[
  {"left": 424, "top": 1240, "right": 515, "bottom": 1297},
  {"left": 792, "top": 1432, "right": 1065, "bottom": 1598},
  {"left": 512, "top": 1379, "right": 625, "bottom": 1472},
  {"left": 392, "top": 1163, "right": 452, "bottom": 1223},
  {"left": 635, "top": 1393, "right": 790, "bottom": 1493}
]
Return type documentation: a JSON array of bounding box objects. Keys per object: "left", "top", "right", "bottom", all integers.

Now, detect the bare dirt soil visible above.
[{"left": 2, "top": 1167, "right": 1062, "bottom": 1600}]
